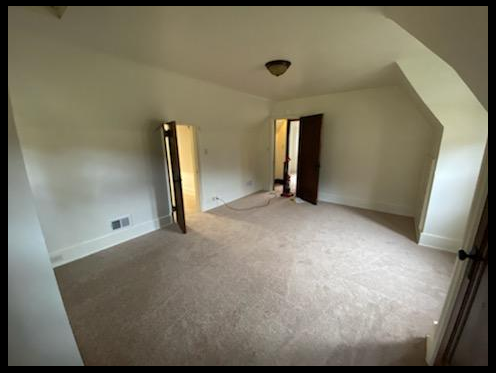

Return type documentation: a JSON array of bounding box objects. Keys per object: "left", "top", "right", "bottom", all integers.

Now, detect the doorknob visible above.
[{"left": 458, "top": 249, "right": 480, "bottom": 261}]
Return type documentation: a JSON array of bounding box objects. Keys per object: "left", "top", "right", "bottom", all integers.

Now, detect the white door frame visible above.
[
  {"left": 267, "top": 117, "right": 276, "bottom": 191},
  {"left": 175, "top": 123, "right": 203, "bottom": 214},
  {"left": 190, "top": 125, "right": 203, "bottom": 213},
  {"left": 425, "top": 141, "right": 488, "bottom": 365},
  {"left": 268, "top": 116, "right": 300, "bottom": 192}
]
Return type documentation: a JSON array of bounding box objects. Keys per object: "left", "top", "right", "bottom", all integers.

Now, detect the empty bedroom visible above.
[{"left": 8, "top": 6, "right": 488, "bottom": 366}]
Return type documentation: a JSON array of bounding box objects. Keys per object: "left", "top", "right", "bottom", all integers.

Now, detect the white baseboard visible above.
[
  {"left": 418, "top": 232, "right": 461, "bottom": 253},
  {"left": 318, "top": 192, "right": 414, "bottom": 217},
  {"left": 50, "top": 215, "right": 172, "bottom": 268}
]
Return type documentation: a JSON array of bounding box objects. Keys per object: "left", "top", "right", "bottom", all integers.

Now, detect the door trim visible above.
[
  {"left": 426, "top": 142, "right": 488, "bottom": 365},
  {"left": 437, "top": 198, "right": 488, "bottom": 365},
  {"left": 162, "top": 121, "right": 187, "bottom": 233},
  {"left": 272, "top": 118, "right": 296, "bottom": 190}
]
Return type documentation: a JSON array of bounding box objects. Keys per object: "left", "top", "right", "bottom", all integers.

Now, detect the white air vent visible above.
[{"left": 111, "top": 215, "right": 132, "bottom": 231}]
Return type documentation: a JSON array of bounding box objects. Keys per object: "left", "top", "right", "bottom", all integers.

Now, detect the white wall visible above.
[
  {"left": 397, "top": 56, "right": 488, "bottom": 252},
  {"left": 8, "top": 95, "right": 83, "bottom": 366},
  {"left": 272, "top": 86, "right": 434, "bottom": 217},
  {"left": 8, "top": 22, "right": 270, "bottom": 266}
]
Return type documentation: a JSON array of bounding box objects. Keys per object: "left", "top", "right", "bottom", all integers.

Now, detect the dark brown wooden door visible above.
[
  {"left": 162, "top": 121, "right": 186, "bottom": 233},
  {"left": 296, "top": 114, "right": 323, "bottom": 204}
]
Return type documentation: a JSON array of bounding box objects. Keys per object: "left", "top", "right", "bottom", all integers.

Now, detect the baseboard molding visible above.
[
  {"left": 317, "top": 192, "right": 414, "bottom": 217},
  {"left": 418, "top": 232, "right": 461, "bottom": 253},
  {"left": 50, "top": 215, "right": 172, "bottom": 268}
]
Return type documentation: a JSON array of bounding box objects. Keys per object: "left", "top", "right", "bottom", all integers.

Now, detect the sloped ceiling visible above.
[
  {"left": 385, "top": 6, "right": 488, "bottom": 110},
  {"left": 8, "top": 6, "right": 446, "bottom": 100}
]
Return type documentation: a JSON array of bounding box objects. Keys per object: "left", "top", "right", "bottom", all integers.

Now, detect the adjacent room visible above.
[
  {"left": 8, "top": 6, "right": 488, "bottom": 366},
  {"left": 273, "top": 118, "right": 299, "bottom": 196}
]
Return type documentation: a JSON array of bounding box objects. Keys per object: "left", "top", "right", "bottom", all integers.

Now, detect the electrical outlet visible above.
[{"left": 246, "top": 180, "right": 253, "bottom": 186}]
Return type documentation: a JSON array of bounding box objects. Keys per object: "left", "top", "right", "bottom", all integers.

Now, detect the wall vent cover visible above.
[
  {"left": 111, "top": 215, "right": 132, "bottom": 231},
  {"left": 121, "top": 217, "right": 130, "bottom": 227}
]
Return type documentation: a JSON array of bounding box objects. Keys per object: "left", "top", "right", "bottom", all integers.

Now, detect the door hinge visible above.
[{"left": 163, "top": 129, "right": 172, "bottom": 137}]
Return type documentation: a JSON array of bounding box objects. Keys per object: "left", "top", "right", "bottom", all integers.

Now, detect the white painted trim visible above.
[
  {"left": 318, "top": 191, "right": 414, "bottom": 217},
  {"left": 268, "top": 116, "right": 276, "bottom": 191},
  {"left": 425, "top": 259, "right": 468, "bottom": 365},
  {"left": 50, "top": 215, "right": 172, "bottom": 268},
  {"left": 418, "top": 232, "right": 462, "bottom": 253},
  {"left": 160, "top": 125, "right": 174, "bottom": 217}
]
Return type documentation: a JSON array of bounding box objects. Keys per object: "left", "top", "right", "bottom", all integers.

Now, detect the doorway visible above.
[
  {"left": 162, "top": 122, "right": 201, "bottom": 234},
  {"left": 273, "top": 119, "right": 300, "bottom": 195},
  {"left": 272, "top": 114, "right": 322, "bottom": 204}
]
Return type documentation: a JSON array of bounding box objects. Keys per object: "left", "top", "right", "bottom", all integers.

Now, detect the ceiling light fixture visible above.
[{"left": 265, "top": 60, "right": 291, "bottom": 77}]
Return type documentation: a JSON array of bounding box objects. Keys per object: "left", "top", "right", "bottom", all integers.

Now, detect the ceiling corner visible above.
[{"left": 48, "top": 6, "right": 68, "bottom": 19}]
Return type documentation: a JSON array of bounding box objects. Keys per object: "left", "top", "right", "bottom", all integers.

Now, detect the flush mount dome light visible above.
[{"left": 265, "top": 60, "right": 291, "bottom": 77}]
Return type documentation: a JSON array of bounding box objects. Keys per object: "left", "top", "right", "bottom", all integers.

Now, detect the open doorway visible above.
[
  {"left": 161, "top": 122, "right": 201, "bottom": 234},
  {"left": 272, "top": 115, "right": 322, "bottom": 204},
  {"left": 176, "top": 124, "right": 201, "bottom": 215},
  {"left": 273, "top": 118, "right": 300, "bottom": 196}
]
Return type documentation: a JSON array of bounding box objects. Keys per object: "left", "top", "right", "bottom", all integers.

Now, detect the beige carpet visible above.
[{"left": 55, "top": 191, "right": 455, "bottom": 366}]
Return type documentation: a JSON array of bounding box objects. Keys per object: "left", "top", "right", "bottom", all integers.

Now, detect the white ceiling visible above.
[
  {"left": 385, "top": 6, "right": 488, "bottom": 110},
  {"left": 10, "top": 6, "right": 432, "bottom": 100}
]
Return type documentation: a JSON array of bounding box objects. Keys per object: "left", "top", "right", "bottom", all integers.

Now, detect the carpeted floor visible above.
[{"left": 55, "top": 191, "right": 455, "bottom": 366}]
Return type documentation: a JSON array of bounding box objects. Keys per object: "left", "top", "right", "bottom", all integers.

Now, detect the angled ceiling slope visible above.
[
  {"left": 9, "top": 6, "right": 435, "bottom": 101},
  {"left": 385, "top": 6, "right": 488, "bottom": 110},
  {"left": 13, "top": 6, "right": 486, "bottom": 103}
]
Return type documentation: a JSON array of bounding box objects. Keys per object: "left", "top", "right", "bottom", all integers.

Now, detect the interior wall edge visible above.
[
  {"left": 317, "top": 192, "right": 414, "bottom": 218},
  {"left": 418, "top": 232, "right": 462, "bottom": 253}
]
